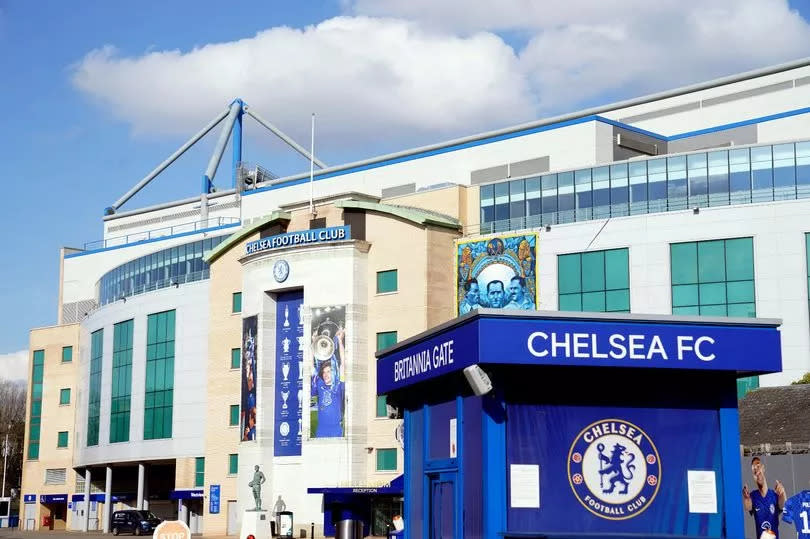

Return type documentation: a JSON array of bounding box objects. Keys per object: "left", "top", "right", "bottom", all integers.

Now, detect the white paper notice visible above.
[
  {"left": 449, "top": 418, "right": 457, "bottom": 458},
  {"left": 510, "top": 464, "right": 540, "bottom": 508},
  {"left": 687, "top": 470, "right": 718, "bottom": 514}
]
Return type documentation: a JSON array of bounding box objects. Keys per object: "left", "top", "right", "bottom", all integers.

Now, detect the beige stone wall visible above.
[
  {"left": 426, "top": 226, "right": 462, "bottom": 327},
  {"left": 202, "top": 231, "right": 257, "bottom": 535},
  {"left": 21, "top": 324, "right": 80, "bottom": 530}
]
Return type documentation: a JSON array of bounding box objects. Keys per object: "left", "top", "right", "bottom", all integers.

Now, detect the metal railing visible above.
[{"left": 83, "top": 217, "right": 240, "bottom": 251}]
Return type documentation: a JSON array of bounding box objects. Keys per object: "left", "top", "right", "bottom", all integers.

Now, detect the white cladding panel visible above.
[{"left": 74, "top": 281, "right": 209, "bottom": 467}]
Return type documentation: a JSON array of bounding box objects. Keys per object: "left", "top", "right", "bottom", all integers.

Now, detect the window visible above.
[
  {"left": 376, "top": 331, "right": 398, "bottom": 352},
  {"left": 111, "top": 320, "right": 134, "bottom": 443},
  {"left": 62, "top": 346, "right": 73, "bottom": 363},
  {"left": 231, "top": 348, "right": 241, "bottom": 369},
  {"left": 376, "top": 396, "right": 388, "bottom": 418},
  {"left": 232, "top": 292, "right": 242, "bottom": 313},
  {"left": 558, "top": 248, "right": 630, "bottom": 313},
  {"left": 670, "top": 237, "right": 757, "bottom": 398},
  {"left": 59, "top": 388, "right": 71, "bottom": 405},
  {"left": 57, "top": 431, "right": 69, "bottom": 448},
  {"left": 376, "top": 270, "right": 398, "bottom": 294},
  {"left": 670, "top": 238, "right": 755, "bottom": 317},
  {"left": 195, "top": 457, "right": 205, "bottom": 487},
  {"left": 229, "top": 405, "right": 240, "bottom": 426},
  {"left": 28, "top": 350, "right": 44, "bottom": 459},
  {"left": 228, "top": 454, "right": 238, "bottom": 475},
  {"left": 145, "top": 310, "right": 175, "bottom": 440},
  {"left": 376, "top": 448, "right": 397, "bottom": 472},
  {"left": 88, "top": 330, "right": 103, "bottom": 447}
]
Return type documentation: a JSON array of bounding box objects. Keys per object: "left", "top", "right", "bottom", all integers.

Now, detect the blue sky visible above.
[{"left": 1, "top": 0, "right": 809, "bottom": 364}]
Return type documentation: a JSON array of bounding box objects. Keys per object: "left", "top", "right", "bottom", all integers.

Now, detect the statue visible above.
[{"left": 248, "top": 465, "right": 266, "bottom": 511}]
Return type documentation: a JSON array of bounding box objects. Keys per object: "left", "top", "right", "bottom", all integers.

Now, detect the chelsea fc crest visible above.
[
  {"left": 568, "top": 418, "right": 661, "bottom": 520},
  {"left": 273, "top": 259, "right": 290, "bottom": 283}
]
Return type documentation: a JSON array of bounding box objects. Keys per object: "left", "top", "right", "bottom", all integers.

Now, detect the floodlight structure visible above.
[{"left": 104, "top": 99, "right": 326, "bottom": 220}]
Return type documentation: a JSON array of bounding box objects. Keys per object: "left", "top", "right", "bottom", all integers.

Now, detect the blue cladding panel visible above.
[
  {"left": 505, "top": 404, "right": 723, "bottom": 536},
  {"left": 406, "top": 407, "right": 424, "bottom": 539},
  {"left": 463, "top": 396, "right": 484, "bottom": 539},
  {"left": 429, "top": 400, "right": 457, "bottom": 461}
]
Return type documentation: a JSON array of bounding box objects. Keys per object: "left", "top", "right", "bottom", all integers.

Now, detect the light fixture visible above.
[
  {"left": 693, "top": 207, "right": 700, "bottom": 214},
  {"left": 365, "top": 447, "right": 374, "bottom": 454},
  {"left": 120, "top": 296, "right": 126, "bottom": 303},
  {"left": 545, "top": 224, "right": 552, "bottom": 232}
]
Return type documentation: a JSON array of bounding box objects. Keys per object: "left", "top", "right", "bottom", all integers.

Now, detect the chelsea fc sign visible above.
[{"left": 568, "top": 419, "right": 661, "bottom": 520}]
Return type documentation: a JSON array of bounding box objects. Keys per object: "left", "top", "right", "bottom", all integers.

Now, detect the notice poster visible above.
[
  {"left": 241, "top": 315, "right": 258, "bottom": 442},
  {"left": 310, "top": 305, "right": 347, "bottom": 438},
  {"left": 274, "top": 291, "right": 304, "bottom": 456}
]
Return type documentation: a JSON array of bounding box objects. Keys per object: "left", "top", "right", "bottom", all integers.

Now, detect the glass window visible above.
[
  {"left": 376, "top": 395, "right": 388, "bottom": 418},
  {"left": 750, "top": 145, "right": 773, "bottom": 199},
  {"left": 110, "top": 319, "right": 133, "bottom": 443},
  {"left": 145, "top": 310, "right": 175, "bottom": 440},
  {"left": 232, "top": 292, "right": 242, "bottom": 313},
  {"left": 376, "top": 448, "right": 397, "bottom": 472},
  {"left": 797, "top": 142, "right": 810, "bottom": 197},
  {"left": 231, "top": 348, "right": 241, "bottom": 369},
  {"left": 376, "top": 331, "right": 398, "bottom": 351},
  {"left": 494, "top": 182, "right": 509, "bottom": 222},
  {"left": 480, "top": 184, "right": 494, "bottom": 223},
  {"left": 230, "top": 405, "right": 239, "bottom": 426},
  {"left": 558, "top": 172, "right": 575, "bottom": 216},
  {"left": 687, "top": 153, "right": 708, "bottom": 204},
  {"left": 557, "top": 248, "right": 630, "bottom": 313},
  {"left": 773, "top": 143, "right": 796, "bottom": 196},
  {"left": 541, "top": 174, "right": 558, "bottom": 217},
  {"left": 57, "top": 431, "right": 68, "bottom": 448},
  {"left": 62, "top": 346, "right": 73, "bottom": 363},
  {"left": 229, "top": 454, "right": 239, "bottom": 475},
  {"left": 28, "top": 350, "right": 44, "bottom": 459},
  {"left": 59, "top": 388, "right": 71, "bottom": 405},
  {"left": 708, "top": 150, "right": 730, "bottom": 204},
  {"left": 195, "top": 457, "right": 205, "bottom": 487},
  {"left": 525, "top": 178, "right": 541, "bottom": 219},
  {"left": 669, "top": 238, "right": 755, "bottom": 318},
  {"left": 610, "top": 163, "right": 629, "bottom": 208},
  {"left": 667, "top": 155, "right": 687, "bottom": 210},
  {"left": 377, "top": 270, "right": 398, "bottom": 293},
  {"left": 509, "top": 179, "right": 525, "bottom": 219},
  {"left": 87, "top": 330, "right": 103, "bottom": 447}
]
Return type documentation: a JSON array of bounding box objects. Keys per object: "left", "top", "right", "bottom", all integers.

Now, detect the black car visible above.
[{"left": 111, "top": 510, "right": 162, "bottom": 536}]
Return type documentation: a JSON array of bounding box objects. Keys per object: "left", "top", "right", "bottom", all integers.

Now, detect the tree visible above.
[
  {"left": 0, "top": 379, "right": 26, "bottom": 512},
  {"left": 792, "top": 372, "right": 810, "bottom": 384}
]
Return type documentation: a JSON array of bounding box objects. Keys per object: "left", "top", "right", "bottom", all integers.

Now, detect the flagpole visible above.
[{"left": 309, "top": 113, "right": 315, "bottom": 216}]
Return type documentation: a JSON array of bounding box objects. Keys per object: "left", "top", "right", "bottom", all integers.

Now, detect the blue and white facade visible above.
[{"left": 21, "top": 57, "right": 810, "bottom": 536}]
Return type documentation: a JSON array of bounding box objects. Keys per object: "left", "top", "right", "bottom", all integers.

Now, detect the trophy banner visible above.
[
  {"left": 310, "top": 305, "right": 347, "bottom": 438},
  {"left": 274, "top": 290, "right": 304, "bottom": 456},
  {"left": 241, "top": 315, "right": 258, "bottom": 442}
]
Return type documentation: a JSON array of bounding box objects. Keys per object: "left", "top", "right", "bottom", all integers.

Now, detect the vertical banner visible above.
[
  {"left": 209, "top": 485, "right": 220, "bottom": 514},
  {"left": 274, "top": 291, "right": 304, "bottom": 456},
  {"left": 456, "top": 232, "right": 538, "bottom": 315},
  {"left": 241, "top": 315, "right": 258, "bottom": 442},
  {"left": 310, "top": 305, "right": 347, "bottom": 438}
]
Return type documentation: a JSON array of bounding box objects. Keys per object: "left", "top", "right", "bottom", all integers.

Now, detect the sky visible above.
[{"left": 1, "top": 0, "right": 810, "bottom": 378}]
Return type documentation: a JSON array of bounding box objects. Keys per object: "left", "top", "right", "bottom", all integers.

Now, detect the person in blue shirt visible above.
[
  {"left": 743, "top": 456, "right": 787, "bottom": 538},
  {"left": 312, "top": 359, "right": 345, "bottom": 437},
  {"left": 782, "top": 486, "right": 810, "bottom": 538}
]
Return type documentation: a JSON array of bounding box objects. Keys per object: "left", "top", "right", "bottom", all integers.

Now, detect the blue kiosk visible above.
[{"left": 376, "top": 310, "right": 782, "bottom": 539}]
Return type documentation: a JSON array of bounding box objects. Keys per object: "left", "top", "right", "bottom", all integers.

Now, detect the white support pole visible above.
[
  {"left": 103, "top": 466, "right": 112, "bottom": 533},
  {"left": 137, "top": 464, "right": 145, "bottom": 510},
  {"left": 82, "top": 469, "right": 91, "bottom": 532},
  {"left": 310, "top": 113, "right": 315, "bottom": 216}
]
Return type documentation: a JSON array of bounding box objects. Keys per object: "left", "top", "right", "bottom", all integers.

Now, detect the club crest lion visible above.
[{"left": 568, "top": 419, "right": 661, "bottom": 520}]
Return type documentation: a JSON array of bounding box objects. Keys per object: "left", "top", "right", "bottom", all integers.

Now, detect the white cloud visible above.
[
  {"left": 71, "top": 17, "right": 535, "bottom": 145},
  {"left": 0, "top": 350, "right": 28, "bottom": 382},
  {"left": 71, "top": 3, "right": 810, "bottom": 150}
]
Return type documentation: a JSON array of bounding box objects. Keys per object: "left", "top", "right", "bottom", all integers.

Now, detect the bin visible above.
[
  {"left": 277, "top": 511, "right": 293, "bottom": 538},
  {"left": 9, "top": 516, "right": 19, "bottom": 529},
  {"left": 334, "top": 519, "right": 363, "bottom": 539},
  {"left": 42, "top": 515, "right": 53, "bottom": 530}
]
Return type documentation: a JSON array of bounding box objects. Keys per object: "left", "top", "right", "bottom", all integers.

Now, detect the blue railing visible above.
[
  {"left": 84, "top": 217, "right": 240, "bottom": 251},
  {"left": 479, "top": 140, "right": 810, "bottom": 233}
]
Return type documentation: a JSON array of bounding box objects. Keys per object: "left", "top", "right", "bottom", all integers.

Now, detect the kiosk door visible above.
[{"left": 429, "top": 472, "right": 456, "bottom": 539}]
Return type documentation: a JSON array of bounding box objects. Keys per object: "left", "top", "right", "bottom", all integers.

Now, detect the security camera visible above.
[{"left": 463, "top": 365, "right": 493, "bottom": 396}]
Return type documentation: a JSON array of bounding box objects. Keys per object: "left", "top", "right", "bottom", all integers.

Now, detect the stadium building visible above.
[{"left": 20, "top": 58, "right": 810, "bottom": 536}]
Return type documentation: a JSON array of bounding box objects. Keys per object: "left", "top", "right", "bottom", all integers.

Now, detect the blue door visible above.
[{"left": 429, "top": 472, "right": 456, "bottom": 539}]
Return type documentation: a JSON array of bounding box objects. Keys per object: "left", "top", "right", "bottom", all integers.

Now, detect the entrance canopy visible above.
[{"left": 377, "top": 310, "right": 782, "bottom": 394}]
